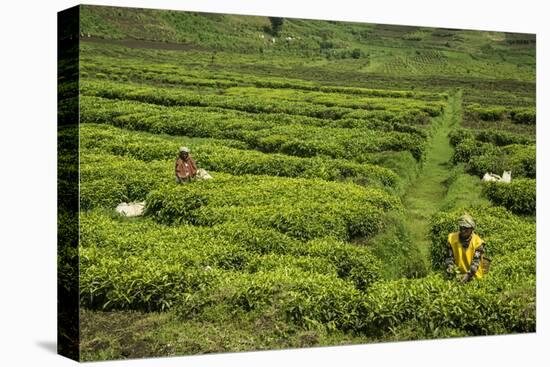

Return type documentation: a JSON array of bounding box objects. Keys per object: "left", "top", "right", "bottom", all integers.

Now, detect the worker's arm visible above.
[
  {"left": 466, "top": 244, "right": 485, "bottom": 279},
  {"left": 445, "top": 242, "right": 455, "bottom": 272}
]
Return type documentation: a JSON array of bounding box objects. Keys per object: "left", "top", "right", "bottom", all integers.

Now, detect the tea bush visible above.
[
  {"left": 465, "top": 104, "right": 536, "bottom": 125},
  {"left": 80, "top": 96, "right": 428, "bottom": 161},
  {"left": 80, "top": 124, "right": 403, "bottom": 192},
  {"left": 466, "top": 144, "right": 535, "bottom": 179},
  {"left": 482, "top": 179, "right": 536, "bottom": 215},
  {"left": 510, "top": 108, "right": 536, "bottom": 125},
  {"left": 451, "top": 134, "right": 535, "bottom": 179},
  {"left": 465, "top": 104, "right": 507, "bottom": 121},
  {"left": 81, "top": 79, "right": 444, "bottom": 120},
  {"left": 79, "top": 77, "right": 439, "bottom": 166},
  {"left": 79, "top": 211, "right": 383, "bottom": 315},
  {"left": 79, "top": 153, "right": 172, "bottom": 209},
  {"left": 82, "top": 57, "right": 448, "bottom": 102},
  {"left": 360, "top": 273, "right": 535, "bottom": 336},
  {"left": 145, "top": 174, "right": 401, "bottom": 241},
  {"left": 175, "top": 268, "right": 365, "bottom": 331}
]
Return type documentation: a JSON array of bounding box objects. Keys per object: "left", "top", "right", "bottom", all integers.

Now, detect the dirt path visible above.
[
  {"left": 402, "top": 91, "right": 461, "bottom": 267},
  {"left": 81, "top": 36, "right": 210, "bottom": 52}
]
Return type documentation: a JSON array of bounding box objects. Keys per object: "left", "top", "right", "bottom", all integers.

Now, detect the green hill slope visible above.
[{"left": 80, "top": 5, "right": 535, "bottom": 82}]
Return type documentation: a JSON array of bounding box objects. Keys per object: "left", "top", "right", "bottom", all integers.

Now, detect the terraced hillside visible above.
[{"left": 57, "top": 5, "right": 535, "bottom": 360}]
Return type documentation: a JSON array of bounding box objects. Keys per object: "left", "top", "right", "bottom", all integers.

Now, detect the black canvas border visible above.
[{"left": 57, "top": 4, "right": 80, "bottom": 362}]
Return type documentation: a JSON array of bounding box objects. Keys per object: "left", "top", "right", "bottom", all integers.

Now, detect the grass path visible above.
[{"left": 402, "top": 91, "right": 462, "bottom": 267}]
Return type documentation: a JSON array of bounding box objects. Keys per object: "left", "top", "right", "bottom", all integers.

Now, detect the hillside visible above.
[{"left": 80, "top": 5, "right": 535, "bottom": 83}]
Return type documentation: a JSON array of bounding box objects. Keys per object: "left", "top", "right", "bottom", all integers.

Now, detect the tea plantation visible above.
[{"left": 61, "top": 5, "right": 536, "bottom": 360}]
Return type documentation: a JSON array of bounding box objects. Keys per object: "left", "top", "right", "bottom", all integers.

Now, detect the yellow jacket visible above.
[{"left": 447, "top": 232, "right": 485, "bottom": 279}]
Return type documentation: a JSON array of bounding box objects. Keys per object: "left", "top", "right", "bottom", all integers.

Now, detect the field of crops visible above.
[
  {"left": 58, "top": 5, "right": 536, "bottom": 361},
  {"left": 78, "top": 47, "right": 436, "bottom": 315}
]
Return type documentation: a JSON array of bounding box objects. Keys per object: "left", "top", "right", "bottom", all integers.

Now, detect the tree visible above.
[{"left": 268, "top": 17, "right": 284, "bottom": 36}]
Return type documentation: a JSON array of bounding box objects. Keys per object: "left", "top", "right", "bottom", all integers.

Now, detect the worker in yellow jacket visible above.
[{"left": 446, "top": 214, "right": 486, "bottom": 283}]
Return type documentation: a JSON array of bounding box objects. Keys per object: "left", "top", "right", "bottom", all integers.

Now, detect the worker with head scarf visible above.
[
  {"left": 445, "top": 213, "right": 486, "bottom": 283},
  {"left": 175, "top": 146, "right": 197, "bottom": 184}
]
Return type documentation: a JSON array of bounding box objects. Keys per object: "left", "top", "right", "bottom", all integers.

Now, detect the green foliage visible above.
[
  {"left": 364, "top": 212, "right": 427, "bottom": 280},
  {"left": 80, "top": 95, "right": 428, "bottom": 161},
  {"left": 81, "top": 124, "right": 403, "bottom": 193},
  {"left": 351, "top": 48, "right": 362, "bottom": 59},
  {"left": 475, "top": 129, "right": 534, "bottom": 146},
  {"left": 439, "top": 166, "right": 491, "bottom": 212},
  {"left": 80, "top": 55, "right": 448, "bottom": 101},
  {"left": 510, "top": 108, "right": 536, "bottom": 125},
  {"left": 176, "top": 268, "right": 365, "bottom": 331},
  {"left": 451, "top": 136, "right": 535, "bottom": 179},
  {"left": 79, "top": 211, "right": 382, "bottom": 319},
  {"left": 465, "top": 104, "right": 507, "bottom": 121},
  {"left": 466, "top": 144, "right": 536, "bottom": 179},
  {"left": 268, "top": 17, "right": 284, "bottom": 36},
  {"left": 449, "top": 128, "right": 534, "bottom": 147},
  {"left": 81, "top": 79, "right": 443, "bottom": 123},
  {"left": 482, "top": 179, "right": 536, "bottom": 215},
  {"left": 465, "top": 104, "right": 536, "bottom": 125},
  {"left": 79, "top": 153, "right": 172, "bottom": 210},
  {"left": 361, "top": 273, "right": 535, "bottom": 336},
  {"left": 145, "top": 174, "right": 401, "bottom": 241},
  {"left": 74, "top": 18, "right": 536, "bottom": 349},
  {"left": 451, "top": 138, "right": 498, "bottom": 164},
  {"left": 448, "top": 128, "right": 474, "bottom": 146}
]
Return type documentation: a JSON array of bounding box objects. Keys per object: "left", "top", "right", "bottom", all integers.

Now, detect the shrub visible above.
[
  {"left": 510, "top": 108, "right": 536, "bottom": 125},
  {"left": 80, "top": 124, "right": 402, "bottom": 192},
  {"left": 482, "top": 179, "right": 536, "bottom": 215},
  {"left": 452, "top": 138, "right": 497, "bottom": 164},
  {"left": 81, "top": 96, "right": 428, "bottom": 162},
  {"left": 466, "top": 144, "right": 535, "bottom": 179},
  {"left": 145, "top": 174, "right": 401, "bottom": 241},
  {"left": 361, "top": 273, "right": 535, "bottom": 336},
  {"left": 475, "top": 130, "right": 534, "bottom": 146},
  {"left": 448, "top": 128, "right": 474, "bottom": 146},
  {"left": 80, "top": 212, "right": 382, "bottom": 314},
  {"left": 465, "top": 104, "right": 507, "bottom": 121}
]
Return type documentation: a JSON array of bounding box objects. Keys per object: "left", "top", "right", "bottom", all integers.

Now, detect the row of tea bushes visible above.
[
  {"left": 80, "top": 153, "right": 172, "bottom": 210},
  {"left": 80, "top": 151, "right": 402, "bottom": 242},
  {"left": 81, "top": 79, "right": 435, "bottom": 121},
  {"left": 79, "top": 211, "right": 382, "bottom": 313},
  {"left": 452, "top": 140, "right": 535, "bottom": 179},
  {"left": 222, "top": 86, "right": 446, "bottom": 116},
  {"left": 144, "top": 173, "right": 401, "bottom": 242},
  {"left": 360, "top": 271, "right": 535, "bottom": 336},
  {"left": 178, "top": 266, "right": 534, "bottom": 336},
  {"left": 449, "top": 128, "right": 534, "bottom": 147},
  {"left": 174, "top": 223, "right": 535, "bottom": 336},
  {"left": 481, "top": 143, "right": 535, "bottom": 178},
  {"left": 80, "top": 96, "right": 427, "bottom": 161},
  {"left": 79, "top": 205, "right": 535, "bottom": 335},
  {"left": 82, "top": 56, "right": 448, "bottom": 101},
  {"left": 80, "top": 124, "right": 403, "bottom": 193},
  {"left": 465, "top": 103, "right": 536, "bottom": 125},
  {"left": 81, "top": 91, "right": 428, "bottom": 136}
]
